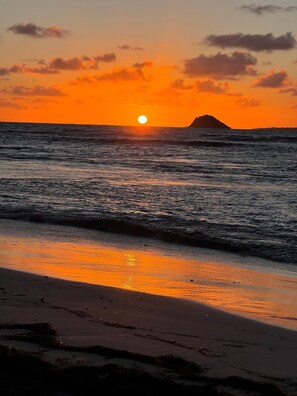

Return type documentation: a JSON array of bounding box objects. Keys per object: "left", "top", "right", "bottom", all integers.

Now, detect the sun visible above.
[{"left": 138, "top": 115, "right": 148, "bottom": 125}]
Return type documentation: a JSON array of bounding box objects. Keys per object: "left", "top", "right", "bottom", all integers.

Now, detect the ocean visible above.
[{"left": 0, "top": 121, "right": 296, "bottom": 266}]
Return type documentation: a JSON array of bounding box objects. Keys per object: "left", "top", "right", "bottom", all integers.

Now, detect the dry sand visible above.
[{"left": 1, "top": 266, "right": 297, "bottom": 395}]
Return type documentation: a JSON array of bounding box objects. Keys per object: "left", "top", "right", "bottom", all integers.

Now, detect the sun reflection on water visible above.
[{"left": 1, "top": 233, "right": 297, "bottom": 330}]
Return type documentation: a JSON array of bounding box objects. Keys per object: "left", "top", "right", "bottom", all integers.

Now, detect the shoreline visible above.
[
  {"left": 1, "top": 219, "right": 297, "bottom": 332},
  {"left": 1, "top": 266, "right": 297, "bottom": 394}
]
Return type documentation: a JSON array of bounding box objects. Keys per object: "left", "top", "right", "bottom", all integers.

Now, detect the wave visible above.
[{"left": 0, "top": 210, "right": 295, "bottom": 265}]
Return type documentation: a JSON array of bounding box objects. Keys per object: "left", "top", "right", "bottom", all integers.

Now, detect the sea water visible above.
[{"left": 0, "top": 122, "right": 296, "bottom": 265}]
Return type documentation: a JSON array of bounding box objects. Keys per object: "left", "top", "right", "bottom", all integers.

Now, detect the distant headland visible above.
[{"left": 189, "top": 115, "right": 231, "bottom": 129}]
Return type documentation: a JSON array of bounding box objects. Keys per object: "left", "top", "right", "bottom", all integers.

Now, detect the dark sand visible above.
[{"left": 1, "top": 267, "right": 297, "bottom": 395}]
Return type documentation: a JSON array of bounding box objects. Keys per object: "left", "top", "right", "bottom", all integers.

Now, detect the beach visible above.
[
  {"left": 1, "top": 123, "right": 296, "bottom": 394},
  {"left": 1, "top": 267, "right": 297, "bottom": 395},
  {"left": 1, "top": 220, "right": 297, "bottom": 395},
  {"left": 2, "top": 0, "right": 297, "bottom": 393}
]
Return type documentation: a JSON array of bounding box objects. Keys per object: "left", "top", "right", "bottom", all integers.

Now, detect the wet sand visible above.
[{"left": 1, "top": 219, "right": 297, "bottom": 331}]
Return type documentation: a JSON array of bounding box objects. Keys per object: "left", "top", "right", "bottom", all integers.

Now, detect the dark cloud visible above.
[
  {"left": 196, "top": 79, "right": 229, "bottom": 94},
  {"left": 117, "top": 44, "right": 144, "bottom": 51},
  {"left": 184, "top": 51, "right": 257, "bottom": 79},
  {"left": 0, "top": 67, "right": 10, "bottom": 77},
  {"left": 48, "top": 57, "right": 87, "bottom": 70},
  {"left": 236, "top": 97, "right": 261, "bottom": 107},
  {"left": 240, "top": 4, "right": 297, "bottom": 15},
  {"left": 205, "top": 32, "right": 296, "bottom": 52},
  {"left": 7, "top": 23, "right": 69, "bottom": 38},
  {"left": 170, "top": 79, "right": 193, "bottom": 90},
  {"left": 94, "top": 53, "right": 116, "bottom": 63},
  {"left": 254, "top": 70, "right": 289, "bottom": 88},
  {"left": 0, "top": 65, "right": 24, "bottom": 77},
  {"left": 0, "top": 53, "right": 117, "bottom": 77},
  {"left": 2, "top": 85, "right": 66, "bottom": 96},
  {"left": 46, "top": 53, "right": 116, "bottom": 71}
]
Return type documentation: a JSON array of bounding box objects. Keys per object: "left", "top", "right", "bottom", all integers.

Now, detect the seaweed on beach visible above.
[
  {"left": 0, "top": 344, "right": 222, "bottom": 396},
  {"left": 0, "top": 322, "right": 290, "bottom": 396},
  {"left": 1, "top": 322, "right": 204, "bottom": 377},
  {"left": 0, "top": 322, "right": 60, "bottom": 347}
]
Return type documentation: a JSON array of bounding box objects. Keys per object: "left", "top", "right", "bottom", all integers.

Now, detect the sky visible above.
[{"left": 1, "top": 0, "right": 297, "bottom": 128}]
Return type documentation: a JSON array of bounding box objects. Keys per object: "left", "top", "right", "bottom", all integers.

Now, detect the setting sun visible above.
[{"left": 138, "top": 115, "right": 148, "bottom": 125}]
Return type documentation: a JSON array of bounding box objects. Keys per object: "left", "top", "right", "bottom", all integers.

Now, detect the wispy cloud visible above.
[
  {"left": 205, "top": 32, "right": 296, "bottom": 52},
  {"left": 237, "top": 97, "right": 261, "bottom": 107},
  {"left": 117, "top": 44, "right": 144, "bottom": 51},
  {"left": 0, "top": 98, "right": 25, "bottom": 109},
  {"left": 253, "top": 70, "right": 289, "bottom": 88},
  {"left": 184, "top": 52, "right": 257, "bottom": 79},
  {"left": 0, "top": 53, "right": 116, "bottom": 77},
  {"left": 196, "top": 79, "right": 230, "bottom": 94},
  {"left": 240, "top": 4, "right": 297, "bottom": 16},
  {"left": 279, "top": 87, "right": 297, "bottom": 96},
  {"left": 95, "top": 67, "right": 146, "bottom": 82},
  {"left": 133, "top": 61, "right": 153, "bottom": 68},
  {"left": 75, "top": 62, "right": 153, "bottom": 84},
  {"left": 170, "top": 79, "right": 193, "bottom": 90},
  {"left": 7, "top": 23, "right": 69, "bottom": 39},
  {"left": 2, "top": 85, "right": 66, "bottom": 96}
]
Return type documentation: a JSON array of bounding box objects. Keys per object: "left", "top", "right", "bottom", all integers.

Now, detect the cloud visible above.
[
  {"left": 133, "top": 61, "right": 153, "bottom": 68},
  {"left": 237, "top": 97, "right": 261, "bottom": 107},
  {"left": 170, "top": 79, "right": 193, "bottom": 90},
  {"left": 0, "top": 98, "right": 25, "bottom": 109},
  {"left": 117, "top": 44, "right": 144, "bottom": 51},
  {"left": 7, "top": 23, "right": 69, "bottom": 38},
  {"left": 75, "top": 75, "right": 94, "bottom": 84},
  {"left": 184, "top": 51, "right": 257, "bottom": 79},
  {"left": 254, "top": 70, "right": 289, "bottom": 88},
  {"left": 43, "top": 53, "right": 116, "bottom": 71},
  {"left": 0, "top": 53, "right": 117, "bottom": 77},
  {"left": 0, "top": 64, "right": 25, "bottom": 77},
  {"left": 2, "top": 85, "right": 66, "bottom": 96},
  {"left": 95, "top": 67, "right": 146, "bottom": 82},
  {"left": 240, "top": 4, "right": 297, "bottom": 15},
  {"left": 94, "top": 62, "right": 152, "bottom": 82},
  {"left": 0, "top": 67, "right": 11, "bottom": 77},
  {"left": 205, "top": 32, "right": 296, "bottom": 52},
  {"left": 196, "top": 79, "right": 229, "bottom": 94},
  {"left": 25, "top": 66, "right": 60, "bottom": 74},
  {"left": 94, "top": 53, "right": 116, "bottom": 63},
  {"left": 48, "top": 57, "right": 90, "bottom": 71},
  {"left": 0, "top": 63, "right": 60, "bottom": 76},
  {"left": 279, "top": 87, "right": 297, "bottom": 96}
]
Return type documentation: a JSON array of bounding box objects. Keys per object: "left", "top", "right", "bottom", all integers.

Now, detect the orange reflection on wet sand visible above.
[{"left": 1, "top": 234, "right": 297, "bottom": 330}]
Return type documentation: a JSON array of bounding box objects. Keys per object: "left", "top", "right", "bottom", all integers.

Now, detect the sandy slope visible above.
[{"left": 1, "top": 267, "right": 297, "bottom": 394}]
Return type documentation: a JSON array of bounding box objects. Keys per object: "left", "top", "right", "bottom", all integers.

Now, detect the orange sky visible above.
[{"left": 1, "top": 0, "right": 297, "bottom": 128}]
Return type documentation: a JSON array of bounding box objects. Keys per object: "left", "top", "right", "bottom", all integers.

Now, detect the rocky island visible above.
[{"left": 189, "top": 115, "right": 231, "bottom": 129}]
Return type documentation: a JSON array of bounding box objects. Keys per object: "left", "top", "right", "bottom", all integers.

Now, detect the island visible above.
[{"left": 189, "top": 114, "right": 231, "bottom": 129}]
